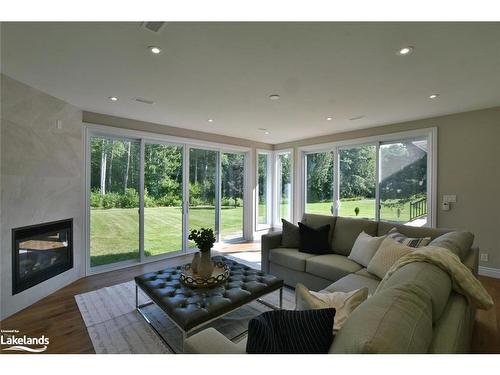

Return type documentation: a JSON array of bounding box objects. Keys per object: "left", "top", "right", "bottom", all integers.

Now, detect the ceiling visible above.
[{"left": 2, "top": 22, "right": 500, "bottom": 144}]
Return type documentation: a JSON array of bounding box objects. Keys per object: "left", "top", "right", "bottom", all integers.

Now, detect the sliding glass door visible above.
[
  {"left": 379, "top": 138, "right": 428, "bottom": 225},
  {"left": 89, "top": 136, "right": 140, "bottom": 267},
  {"left": 144, "top": 143, "right": 184, "bottom": 257},
  {"left": 221, "top": 152, "right": 244, "bottom": 241},
  {"left": 87, "top": 131, "right": 248, "bottom": 271},
  {"left": 188, "top": 148, "right": 218, "bottom": 248}
]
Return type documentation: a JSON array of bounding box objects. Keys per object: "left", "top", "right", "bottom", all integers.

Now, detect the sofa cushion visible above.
[
  {"left": 367, "top": 237, "right": 413, "bottom": 279},
  {"left": 301, "top": 214, "right": 337, "bottom": 250},
  {"left": 377, "top": 221, "right": 450, "bottom": 239},
  {"left": 429, "top": 231, "right": 474, "bottom": 261},
  {"left": 281, "top": 219, "right": 300, "bottom": 248},
  {"left": 331, "top": 217, "right": 378, "bottom": 256},
  {"left": 377, "top": 262, "right": 452, "bottom": 322},
  {"left": 305, "top": 254, "right": 362, "bottom": 281},
  {"left": 348, "top": 231, "right": 386, "bottom": 267},
  {"left": 268, "top": 248, "right": 315, "bottom": 272},
  {"left": 355, "top": 268, "right": 380, "bottom": 281},
  {"left": 323, "top": 273, "right": 380, "bottom": 296},
  {"left": 330, "top": 284, "right": 433, "bottom": 353}
]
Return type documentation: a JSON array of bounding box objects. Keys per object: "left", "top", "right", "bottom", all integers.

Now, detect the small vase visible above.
[
  {"left": 198, "top": 250, "right": 214, "bottom": 278},
  {"left": 191, "top": 252, "right": 201, "bottom": 273}
]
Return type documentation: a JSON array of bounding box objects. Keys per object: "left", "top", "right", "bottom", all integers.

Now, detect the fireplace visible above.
[{"left": 12, "top": 219, "right": 73, "bottom": 295}]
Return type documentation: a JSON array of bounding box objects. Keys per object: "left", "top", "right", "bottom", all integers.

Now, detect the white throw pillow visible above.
[
  {"left": 366, "top": 237, "right": 413, "bottom": 279},
  {"left": 295, "top": 283, "right": 369, "bottom": 332},
  {"left": 348, "top": 231, "right": 386, "bottom": 267}
]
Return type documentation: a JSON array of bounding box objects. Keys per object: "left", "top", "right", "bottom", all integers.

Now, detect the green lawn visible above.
[
  {"left": 91, "top": 199, "right": 422, "bottom": 267},
  {"left": 306, "top": 199, "right": 416, "bottom": 222},
  {"left": 90, "top": 206, "right": 243, "bottom": 267}
]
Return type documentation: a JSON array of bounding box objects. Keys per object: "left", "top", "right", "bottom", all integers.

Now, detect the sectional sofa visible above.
[{"left": 185, "top": 214, "right": 478, "bottom": 353}]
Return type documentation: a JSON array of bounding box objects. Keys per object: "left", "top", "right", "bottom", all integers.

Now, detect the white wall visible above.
[{"left": 0, "top": 75, "right": 84, "bottom": 319}]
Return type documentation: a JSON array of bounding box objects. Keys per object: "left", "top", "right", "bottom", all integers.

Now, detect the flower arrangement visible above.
[{"left": 188, "top": 228, "right": 216, "bottom": 252}]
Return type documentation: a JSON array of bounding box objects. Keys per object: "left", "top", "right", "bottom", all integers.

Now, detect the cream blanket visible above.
[{"left": 375, "top": 246, "right": 494, "bottom": 310}]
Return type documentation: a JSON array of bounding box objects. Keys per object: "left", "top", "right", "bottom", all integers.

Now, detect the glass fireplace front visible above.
[{"left": 12, "top": 219, "right": 73, "bottom": 295}]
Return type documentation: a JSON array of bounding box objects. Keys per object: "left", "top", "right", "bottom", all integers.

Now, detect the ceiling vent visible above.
[
  {"left": 140, "top": 22, "right": 167, "bottom": 33},
  {"left": 134, "top": 98, "right": 155, "bottom": 105}
]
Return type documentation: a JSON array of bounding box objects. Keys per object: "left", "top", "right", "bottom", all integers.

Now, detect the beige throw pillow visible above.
[
  {"left": 367, "top": 237, "right": 413, "bottom": 279},
  {"left": 295, "top": 283, "right": 369, "bottom": 332},
  {"left": 348, "top": 231, "right": 386, "bottom": 267}
]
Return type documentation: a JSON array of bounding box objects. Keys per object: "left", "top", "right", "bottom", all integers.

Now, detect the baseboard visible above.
[{"left": 478, "top": 266, "right": 500, "bottom": 279}]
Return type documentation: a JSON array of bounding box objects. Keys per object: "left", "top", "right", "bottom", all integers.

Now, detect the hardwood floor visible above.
[{"left": 1, "top": 247, "right": 499, "bottom": 354}]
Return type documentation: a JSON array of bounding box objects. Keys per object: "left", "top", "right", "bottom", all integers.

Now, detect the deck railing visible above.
[{"left": 409, "top": 197, "right": 427, "bottom": 221}]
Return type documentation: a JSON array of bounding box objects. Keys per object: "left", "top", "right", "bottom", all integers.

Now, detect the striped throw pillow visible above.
[
  {"left": 246, "top": 308, "right": 335, "bottom": 354},
  {"left": 387, "top": 228, "right": 431, "bottom": 248}
]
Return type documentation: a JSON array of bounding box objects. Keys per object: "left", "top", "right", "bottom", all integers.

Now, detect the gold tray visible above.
[{"left": 179, "top": 260, "right": 231, "bottom": 288}]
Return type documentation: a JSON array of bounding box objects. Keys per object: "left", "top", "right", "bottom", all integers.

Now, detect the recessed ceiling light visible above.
[
  {"left": 264, "top": 131, "right": 270, "bottom": 135},
  {"left": 208, "top": 119, "right": 214, "bottom": 123},
  {"left": 429, "top": 94, "right": 440, "bottom": 99},
  {"left": 397, "top": 46, "right": 414, "bottom": 56},
  {"left": 349, "top": 115, "right": 365, "bottom": 121},
  {"left": 148, "top": 46, "right": 162, "bottom": 54},
  {"left": 269, "top": 94, "right": 281, "bottom": 100},
  {"left": 108, "top": 96, "right": 118, "bottom": 102},
  {"left": 326, "top": 117, "right": 333, "bottom": 121}
]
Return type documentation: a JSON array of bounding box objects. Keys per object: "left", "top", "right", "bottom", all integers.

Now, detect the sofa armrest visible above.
[
  {"left": 261, "top": 231, "right": 282, "bottom": 273},
  {"left": 184, "top": 328, "right": 247, "bottom": 354},
  {"left": 466, "top": 246, "right": 479, "bottom": 276}
]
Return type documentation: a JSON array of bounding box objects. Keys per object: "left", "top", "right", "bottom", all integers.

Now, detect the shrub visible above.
[
  {"left": 157, "top": 195, "right": 182, "bottom": 207},
  {"left": 144, "top": 193, "right": 156, "bottom": 207},
  {"left": 119, "top": 188, "right": 139, "bottom": 208},
  {"left": 221, "top": 197, "right": 243, "bottom": 207},
  {"left": 102, "top": 192, "right": 121, "bottom": 209},
  {"left": 90, "top": 190, "right": 102, "bottom": 208},
  {"left": 189, "top": 197, "right": 203, "bottom": 207}
]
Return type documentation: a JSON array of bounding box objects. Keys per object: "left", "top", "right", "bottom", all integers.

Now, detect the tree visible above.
[
  {"left": 339, "top": 146, "right": 376, "bottom": 199},
  {"left": 306, "top": 152, "right": 333, "bottom": 203}
]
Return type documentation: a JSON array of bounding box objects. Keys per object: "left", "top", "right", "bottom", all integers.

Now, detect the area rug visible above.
[{"left": 75, "top": 280, "right": 294, "bottom": 354}]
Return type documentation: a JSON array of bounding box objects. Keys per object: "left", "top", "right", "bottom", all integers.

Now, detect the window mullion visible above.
[{"left": 139, "top": 139, "right": 145, "bottom": 262}]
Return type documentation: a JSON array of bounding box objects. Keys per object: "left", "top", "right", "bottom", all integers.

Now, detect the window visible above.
[
  {"left": 276, "top": 151, "right": 293, "bottom": 223},
  {"left": 300, "top": 129, "right": 435, "bottom": 227},
  {"left": 338, "top": 145, "right": 376, "bottom": 220},
  {"left": 379, "top": 138, "right": 428, "bottom": 225},
  {"left": 257, "top": 152, "right": 272, "bottom": 229},
  {"left": 305, "top": 151, "right": 334, "bottom": 215}
]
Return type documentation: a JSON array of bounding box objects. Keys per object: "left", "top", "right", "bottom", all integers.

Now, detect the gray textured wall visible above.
[{"left": 1, "top": 75, "right": 84, "bottom": 319}]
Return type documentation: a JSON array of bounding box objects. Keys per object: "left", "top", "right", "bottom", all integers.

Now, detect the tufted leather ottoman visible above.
[{"left": 135, "top": 256, "right": 283, "bottom": 352}]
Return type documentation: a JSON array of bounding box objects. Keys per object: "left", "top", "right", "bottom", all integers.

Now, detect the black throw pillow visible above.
[
  {"left": 298, "top": 222, "right": 331, "bottom": 254},
  {"left": 246, "top": 308, "right": 336, "bottom": 354}
]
